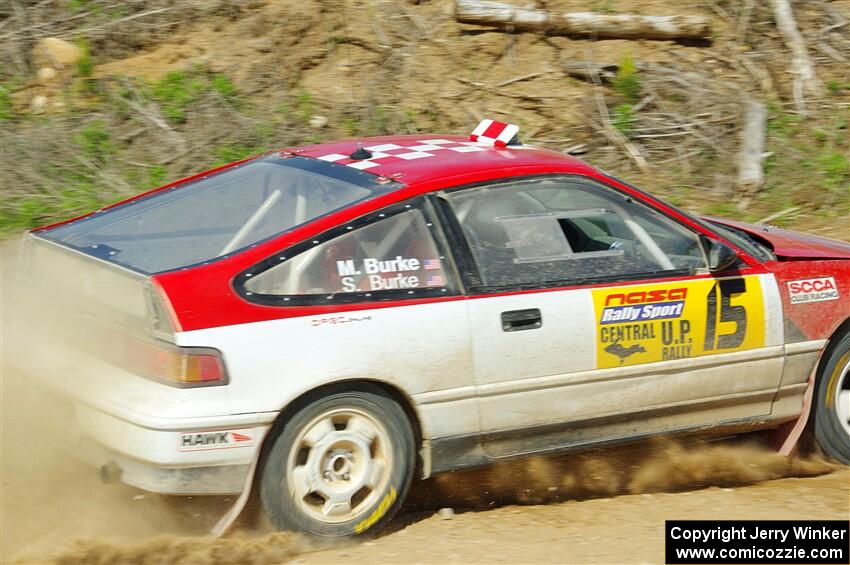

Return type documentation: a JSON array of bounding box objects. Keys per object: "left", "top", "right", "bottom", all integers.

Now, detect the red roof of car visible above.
[{"left": 291, "top": 134, "right": 594, "bottom": 188}]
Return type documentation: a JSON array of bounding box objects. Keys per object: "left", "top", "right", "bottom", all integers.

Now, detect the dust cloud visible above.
[
  {"left": 413, "top": 437, "right": 834, "bottom": 512},
  {"left": 0, "top": 238, "right": 836, "bottom": 563}
]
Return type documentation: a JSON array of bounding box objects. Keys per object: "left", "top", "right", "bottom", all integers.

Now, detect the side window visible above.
[
  {"left": 444, "top": 177, "right": 705, "bottom": 288},
  {"left": 243, "top": 208, "right": 450, "bottom": 301}
]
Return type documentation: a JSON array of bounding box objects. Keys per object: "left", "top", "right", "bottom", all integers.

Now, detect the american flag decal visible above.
[
  {"left": 427, "top": 275, "right": 444, "bottom": 287},
  {"left": 423, "top": 258, "right": 441, "bottom": 270},
  {"left": 470, "top": 119, "right": 520, "bottom": 147}
]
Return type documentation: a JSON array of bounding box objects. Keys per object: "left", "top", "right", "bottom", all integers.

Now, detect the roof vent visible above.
[{"left": 349, "top": 144, "right": 373, "bottom": 160}]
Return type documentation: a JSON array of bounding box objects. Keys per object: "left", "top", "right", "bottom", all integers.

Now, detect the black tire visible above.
[
  {"left": 260, "top": 385, "right": 415, "bottom": 538},
  {"left": 813, "top": 332, "right": 850, "bottom": 465}
]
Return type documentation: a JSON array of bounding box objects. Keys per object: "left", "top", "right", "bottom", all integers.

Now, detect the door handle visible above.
[{"left": 501, "top": 308, "right": 542, "bottom": 332}]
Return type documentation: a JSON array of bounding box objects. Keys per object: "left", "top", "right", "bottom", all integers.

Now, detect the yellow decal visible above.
[
  {"left": 592, "top": 277, "right": 765, "bottom": 369},
  {"left": 353, "top": 486, "right": 397, "bottom": 534}
]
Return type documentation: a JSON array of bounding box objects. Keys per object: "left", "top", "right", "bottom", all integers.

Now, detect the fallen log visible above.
[
  {"left": 455, "top": 0, "right": 710, "bottom": 40},
  {"left": 562, "top": 60, "right": 619, "bottom": 82},
  {"left": 736, "top": 99, "right": 767, "bottom": 193}
]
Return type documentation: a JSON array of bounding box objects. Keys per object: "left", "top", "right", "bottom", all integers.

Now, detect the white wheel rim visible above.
[
  {"left": 286, "top": 407, "right": 393, "bottom": 524},
  {"left": 835, "top": 358, "right": 850, "bottom": 437}
]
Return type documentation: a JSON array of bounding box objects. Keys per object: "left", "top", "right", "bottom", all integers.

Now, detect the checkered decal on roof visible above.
[{"left": 317, "top": 139, "right": 529, "bottom": 171}]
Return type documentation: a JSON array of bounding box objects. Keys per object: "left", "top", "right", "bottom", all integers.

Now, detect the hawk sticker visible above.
[{"left": 178, "top": 429, "right": 254, "bottom": 451}]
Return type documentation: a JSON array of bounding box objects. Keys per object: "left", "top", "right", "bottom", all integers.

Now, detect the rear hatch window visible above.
[{"left": 38, "top": 155, "right": 394, "bottom": 274}]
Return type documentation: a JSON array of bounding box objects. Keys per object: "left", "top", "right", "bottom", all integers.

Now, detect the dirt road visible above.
[
  {"left": 3, "top": 365, "right": 847, "bottom": 565},
  {"left": 299, "top": 471, "right": 850, "bottom": 564}
]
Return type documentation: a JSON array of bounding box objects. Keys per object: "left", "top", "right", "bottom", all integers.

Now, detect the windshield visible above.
[
  {"left": 703, "top": 220, "right": 775, "bottom": 262},
  {"left": 40, "top": 156, "right": 394, "bottom": 274},
  {"left": 599, "top": 173, "right": 774, "bottom": 262}
]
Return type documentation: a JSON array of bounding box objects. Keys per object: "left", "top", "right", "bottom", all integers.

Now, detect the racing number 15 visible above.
[{"left": 704, "top": 278, "right": 747, "bottom": 351}]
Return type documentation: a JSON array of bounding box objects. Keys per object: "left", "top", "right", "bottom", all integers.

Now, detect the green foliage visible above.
[
  {"left": 665, "top": 185, "right": 694, "bottom": 208},
  {"left": 591, "top": 0, "right": 617, "bottom": 13},
  {"left": 766, "top": 109, "right": 803, "bottom": 136},
  {"left": 211, "top": 74, "right": 238, "bottom": 100},
  {"left": 75, "top": 120, "right": 113, "bottom": 163},
  {"left": 398, "top": 108, "right": 418, "bottom": 133},
  {"left": 0, "top": 85, "right": 12, "bottom": 121},
  {"left": 211, "top": 123, "right": 279, "bottom": 166},
  {"left": 295, "top": 89, "right": 315, "bottom": 123},
  {"left": 825, "top": 80, "right": 848, "bottom": 95},
  {"left": 144, "top": 69, "right": 242, "bottom": 120},
  {"left": 149, "top": 71, "right": 206, "bottom": 123},
  {"left": 75, "top": 38, "right": 94, "bottom": 78},
  {"left": 705, "top": 201, "right": 739, "bottom": 218},
  {"left": 1, "top": 168, "right": 113, "bottom": 235},
  {"left": 364, "top": 105, "right": 390, "bottom": 135},
  {"left": 1, "top": 196, "right": 54, "bottom": 233},
  {"left": 612, "top": 54, "right": 640, "bottom": 103},
  {"left": 811, "top": 151, "right": 849, "bottom": 187},
  {"left": 0, "top": 67, "right": 263, "bottom": 235},
  {"left": 612, "top": 104, "right": 635, "bottom": 136},
  {"left": 212, "top": 144, "right": 262, "bottom": 167},
  {"left": 341, "top": 116, "right": 359, "bottom": 136},
  {"left": 763, "top": 106, "right": 850, "bottom": 217},
  {"left": 147, "top": 164, "right": 167, "bottom": 189}
]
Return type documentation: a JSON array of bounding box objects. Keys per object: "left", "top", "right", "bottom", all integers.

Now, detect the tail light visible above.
[{"left": 126, "top": 340, "right": 228, "bottom": 387}]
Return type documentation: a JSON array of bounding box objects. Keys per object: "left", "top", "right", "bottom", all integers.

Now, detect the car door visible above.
[
  {"left": 236, "top": 197, "right": 479, "bottom": 444},
  {"left": 437, "top": 175, "right": 784, "bottom": 458}
]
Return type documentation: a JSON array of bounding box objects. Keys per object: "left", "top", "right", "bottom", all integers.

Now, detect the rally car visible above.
[{"left": 16, "top": 120, "right": 850, "bottom": 539}]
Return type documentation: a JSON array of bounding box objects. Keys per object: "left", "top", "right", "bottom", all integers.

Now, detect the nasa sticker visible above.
[{"left": 787, "top": 277, "right": 839, "bottom": 304}]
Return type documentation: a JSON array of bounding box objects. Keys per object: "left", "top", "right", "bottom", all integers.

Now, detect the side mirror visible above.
[{"left": 701, "top": 236, "right": 738, "bottom": 272}]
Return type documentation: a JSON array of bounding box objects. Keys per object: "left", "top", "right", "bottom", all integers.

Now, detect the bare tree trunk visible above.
[
  {"left": 455, "top": 0, "right": 710, "bottom": 40},
  {"left": 770, "top": 0, "right": 824, "bottom": 112},
  {"left": 736, "top": 99, "right": 767, "bottom": 194}
]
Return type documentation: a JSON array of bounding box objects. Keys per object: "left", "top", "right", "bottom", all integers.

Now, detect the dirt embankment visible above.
[{"left": 2, "top": 0, "right": 848, "bottom": 238}]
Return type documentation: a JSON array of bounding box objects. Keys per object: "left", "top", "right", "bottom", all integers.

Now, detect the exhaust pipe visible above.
[{"left": 99, "top": 461, "right": 122, "bottom": 484}]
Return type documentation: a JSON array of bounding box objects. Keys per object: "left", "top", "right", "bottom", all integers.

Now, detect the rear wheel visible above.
[
  {"left": 813, "top": 333, "right": 850, "bottom": 465},
  {"left": 260, "top": 386, "right": 414, "bottom": 538}
]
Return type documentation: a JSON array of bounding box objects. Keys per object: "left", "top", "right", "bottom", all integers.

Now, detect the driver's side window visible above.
[
  {"left": 243, "top": 208, "right": 449, "bottom": 299},
  {"left": 444, "top": 177, "right": 705, "bottom": 288}
]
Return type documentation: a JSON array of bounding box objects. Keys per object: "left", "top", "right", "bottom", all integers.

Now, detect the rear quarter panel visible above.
[{"left": 174, "top": 300, "right": 476, "bottom": 440}]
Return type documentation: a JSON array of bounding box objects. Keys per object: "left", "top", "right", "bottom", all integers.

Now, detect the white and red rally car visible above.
[{"left": 16, "top": 120, "right": 850, "bottom": 538}]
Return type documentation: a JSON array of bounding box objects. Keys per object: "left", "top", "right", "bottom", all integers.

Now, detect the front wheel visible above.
[
  {"left": 813, "top": 333, "right": 850, "bottom": 465},
  {"left": 260, "top": 386, "right": 415, "bottom": 538}
]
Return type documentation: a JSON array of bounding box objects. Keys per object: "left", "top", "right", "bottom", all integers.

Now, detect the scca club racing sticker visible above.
[
  {"left": 787, "top": 277, "right": 839, "bottom": 304},
  {"left": 592, "top": 277, "right": 766, "bottom": 368}
]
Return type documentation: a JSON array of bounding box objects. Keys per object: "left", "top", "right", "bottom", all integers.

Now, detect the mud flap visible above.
[
  {"left": 210, "top": 446, "right": 262, "bottom": 537},
  {"left": 769, "top": 367, "right": 818, "bottom": 456}
]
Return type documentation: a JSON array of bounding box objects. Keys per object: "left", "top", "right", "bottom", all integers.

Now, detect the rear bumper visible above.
[
  {"left": 80, "top": 439, "right": 251, "bottom": 495},
  {"left": 11, "top": 358, "right": 275, "bottom": 495},
  {"left": 64, "top": 397, "right": 273, "bottom": 495}
]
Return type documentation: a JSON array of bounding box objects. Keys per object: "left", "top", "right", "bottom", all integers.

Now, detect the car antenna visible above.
[{"left": 349, "top": 143, "right": 372, "bottom": 160}]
